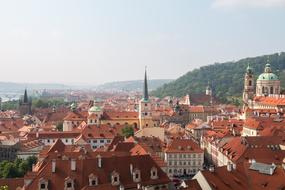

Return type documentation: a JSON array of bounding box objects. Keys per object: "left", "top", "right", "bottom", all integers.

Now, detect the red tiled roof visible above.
[
  {"left": 25, "top": 155, "right": 170, "bottom": 190},
  {"left": 102, "top": 111, "right": 138, "bottom": 120},
  {"left": 165, "top": 139, "right": 203, "bottom": 153},
  {"left": 254, "top": 96, "right": 285, "bottom": 106}
]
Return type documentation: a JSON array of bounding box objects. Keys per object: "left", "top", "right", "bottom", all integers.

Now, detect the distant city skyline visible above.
[{"left": 0, "top": 0, "right": 285, "bottom": 85}]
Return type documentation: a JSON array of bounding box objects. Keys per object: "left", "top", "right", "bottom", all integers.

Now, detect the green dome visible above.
[
  {"left": 257, "top": 73, "right": 279, "bottom": 81},
  {"left": 257, "top": 63, "right": 279, "bottom": 81},
  {"left": 89, "top": 105, "right": 102, "bottom": 112}
]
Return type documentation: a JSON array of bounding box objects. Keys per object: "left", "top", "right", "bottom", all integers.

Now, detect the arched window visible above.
[
  {"left": 270, "top": 87, "right": 274, "bottom": 94},
  {"left": 249, "top": 80, "right": 252, "bottom": 86}
]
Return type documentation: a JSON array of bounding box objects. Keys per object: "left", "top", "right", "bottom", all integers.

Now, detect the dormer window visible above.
[
  {"left": 39, "top": 178, "right": 48, "bottom": 190},
  {"left": 133, "top": 169, "right": 141, "bottom": 182},
  {"left": 150, "top": 167, "right": 158, "bottom": 180},
  {"left": 64, "top": 177, "right": 74, "bottom": 190},
  {"left": 111, "top": 171, "right": 120, "bottom": 186},
  {"left": 89, "top": 173, "right": 98, "bottom": 186}
]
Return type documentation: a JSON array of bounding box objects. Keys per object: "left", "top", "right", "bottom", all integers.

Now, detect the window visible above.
[
  {"left": 132, "top": 169, "right": 141, "bottom": 182},
  {"left": 145, "top": 112, "right": 148, "bottom": 116},
  {"left": 107, "top": 140, "right": 111, "bottom": 143},
  {"left": 39, "top": 178, "right": 48, "bottom": 190},
  {"left": 93, "top": 140, "right": 97, "bottom": 143},
  {"left": 150, "top": 167, "right": 158, "bottom": 180},
  {"left": 111, "top": 171, "right": 120, "bottom": 186},
  {"left": 64, "top": 177, "right": 74, "bottom": 190},
  {"left": 67, "top": 182, "right": 72, "bottom": 188},
  {"left": 270, "top": 87, "right": 274, "bottom": 94},
  {"left": 100, "top": 140, "right": 104, "bottom": 143},
  {"left": 89, "top": 173, "right": 98, "bottom": 186},
  {"left": 40, "top": 184, "right": 46, "bottom": 189},
  {"left": 65, "top": 139, "right": 68, "bottom": 143}
]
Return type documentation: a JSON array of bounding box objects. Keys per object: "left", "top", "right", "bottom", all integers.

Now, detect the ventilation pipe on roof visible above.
[
  {"left": 71, "top": 159, "right": 76, "bottom": 171},
  {"left": 52, "top": 159, "right": 56, "bottom": 173},
  {"left": 97, "top": 155, "right": 102, "bottom": 168},
  {"left": 227, "top": 162, "right": 232, "bottom": 172},
  {"left": 137, "top": 184, "right": 141, "bottom": 189},
  {"left": 119, "top": 185, "right": 125, "bottom": 190},
  {"left": 130, "top": 164, "right": 133, "bottom": 175}
]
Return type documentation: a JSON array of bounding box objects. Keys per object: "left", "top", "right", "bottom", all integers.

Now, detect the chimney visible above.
[
  {"left": 52, "top": 159, "right": 56, "bottom": 173},
  {"left": 137, "top": 184, "right": 141, "bottom": 189},
  {"left": 36, "top": 132, "right": 39, "bottom": 138},
  {"left": 130, "top": 164, "right": 133, "bottom": 174},
  {"left": 71, "top": 159, "right": 76, "bottom": 171},
  {"left": 97, "top": 155, "right": 102, "bottom": 168},
  {"left": 227, "top": 162, "right": 232, "bottom": 172},
  {"left": 119, "top": 185, "right": 125, "bottom": 190}
]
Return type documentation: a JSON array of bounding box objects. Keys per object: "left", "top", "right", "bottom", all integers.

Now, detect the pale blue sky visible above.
[{"left": 0, "top": 0, "right": 285, "bottom": 85}]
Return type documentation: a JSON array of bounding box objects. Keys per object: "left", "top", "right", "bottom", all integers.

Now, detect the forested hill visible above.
[{"left": 152, "top": 52, "right": 285, "bottom": 102}]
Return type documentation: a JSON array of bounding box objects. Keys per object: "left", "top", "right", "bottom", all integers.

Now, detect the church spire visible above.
[
  {"left": 24, "top": 89, "right": 28, "bottom": 103},
  {"left": 143, "top": 67, "right": 149, "bottom": 101}
]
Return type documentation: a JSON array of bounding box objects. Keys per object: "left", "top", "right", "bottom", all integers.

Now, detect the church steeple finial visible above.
[{"left": 143, "top": 67, "right": 149, "bottom": 101}]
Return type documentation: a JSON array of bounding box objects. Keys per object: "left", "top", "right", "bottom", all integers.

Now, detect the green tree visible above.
[
  {"left": 152, "top": 52, "right": 285, "bottom": 103},
  {"left": 0, "top": 156, "right": 37, "bottom": 179},
  {"left": 121, "top": 126, "right": 134, "bottom": 138},
  {"left": 26, "top": 156, "right": 37, "bottom": 171},
  {"left": 56, "top": 122, "right": 63, "bottom": 131}
]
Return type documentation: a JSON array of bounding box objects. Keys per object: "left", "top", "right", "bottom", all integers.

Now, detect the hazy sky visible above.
[{"left": 0, "top": 0, "right": 285, "bottom": 85}]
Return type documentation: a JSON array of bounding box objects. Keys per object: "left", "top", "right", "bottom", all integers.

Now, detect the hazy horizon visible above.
[{"left": 1, "top": 0, "right": 285, "bottom": 84}]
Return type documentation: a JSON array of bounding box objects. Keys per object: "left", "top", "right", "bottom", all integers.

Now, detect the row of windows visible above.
[
  {"left": 168, "top": 153, "right": 202, "bottom": 159},
  {"left": 168, "top": 168, "right": 198, "bottom": 174},
  {"left": 168, "top": 160, "right": 202, "bottom": 166},
  {"left": 88, "top": 139, "right": 111, "bottom": 144},
  {"left": 46, "top": 139, "right": 74, "bottom": 144}
]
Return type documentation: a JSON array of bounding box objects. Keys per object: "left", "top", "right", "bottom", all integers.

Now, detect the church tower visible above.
[
  {"left": 206, "top": 81, "right": 212, "bottom": 96},
  {"left": 19, "top": 89, "right": 32, "bottom": 116},
  {"left": 243, "top": 64, "right": 255, "bottom": 105},
  {"left": 139, "top": 68, "right": 153, "bottom": 129}
]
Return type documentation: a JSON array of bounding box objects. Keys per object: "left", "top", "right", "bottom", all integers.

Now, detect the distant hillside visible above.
[
  {"left": 0, "top": 82, "right": 69, "bottom": 93},
  {"left": 152, "top": 52, "right": 285, "bottom": 102},
  {"left": 95, "top": 79, "right": 173, "bottom": 92}
]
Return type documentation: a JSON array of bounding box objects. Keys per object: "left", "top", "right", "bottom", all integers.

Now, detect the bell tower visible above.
[
  {"left": 139, "top": 68, "right": 153, "bottom": 129},
  {"left": 243, "top": 64, "right": 255, "bottom": 105}
]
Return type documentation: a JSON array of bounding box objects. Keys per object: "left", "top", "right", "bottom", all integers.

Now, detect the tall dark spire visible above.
[
  {"left": 143, "top": 67, "right": 149, "bottom": 101},
  {"left": 24, "top": 89, "right": 28, "bottom": 103}
]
